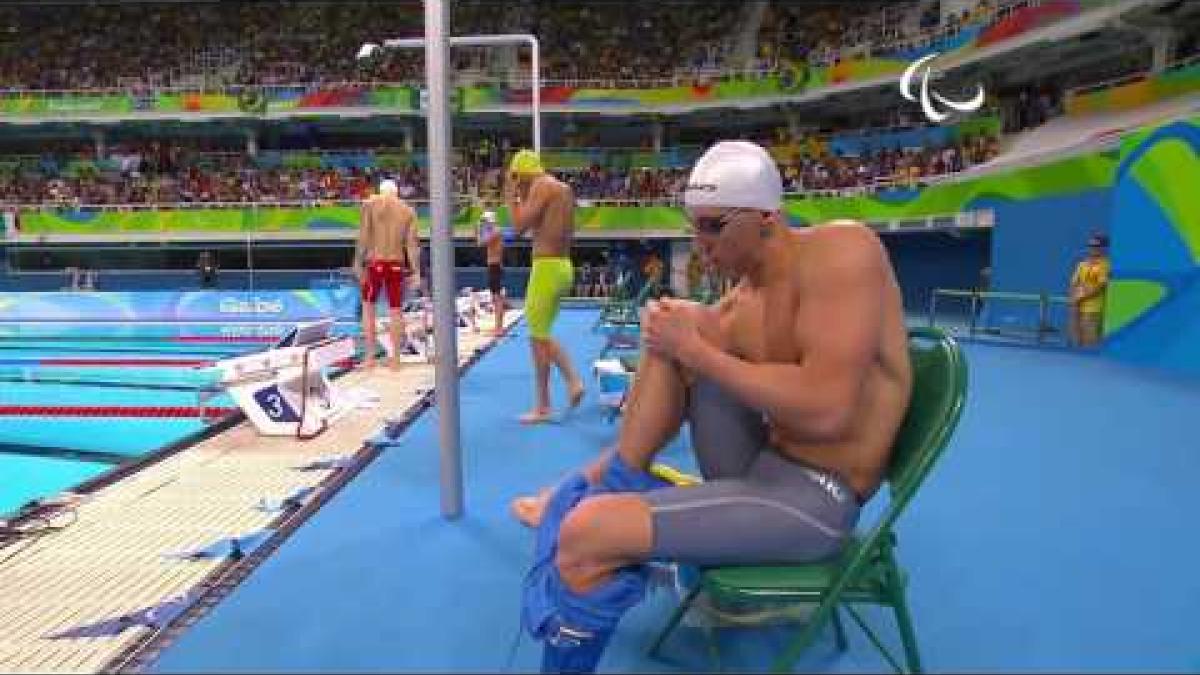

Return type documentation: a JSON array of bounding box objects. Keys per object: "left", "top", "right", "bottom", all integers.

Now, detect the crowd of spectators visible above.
[
  {"left": 520, "top": 2, "right": 740, "bottom": 82},
  {"left": 753, "top": 0, "right": 1081, "bottom": 72},
  {"left": 777, "top": 136, "right": 1002, "bottom": 192},
  {"left": 0, "top": 151, "right": 481, "bottom": 206},
  {"left": 756, "top": 2, "right": 911, "bottom": 71},
  {"left": 0, "top": 0, "right": 1055, "bottom": 91},
  {"left": 0, "top": 0, "right": 742, "bottom": 90},
  {"left": 0, "top": 120, "right": 1005, "bottom": 207}
]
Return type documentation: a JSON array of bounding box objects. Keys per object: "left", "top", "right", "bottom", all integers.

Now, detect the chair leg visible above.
[
  {"left": 832, "top": 604, "right": 848, "bottom": 652},
  {"left": 770, "top": 597, "right": 839, "bottom": 673},
  {"left": 648, "top": 581, "right": 702, "bottom": 660},
  {"left": 891, "top": 590, "right": 923, "bottom": 674},
  {"left": 703, "top": 618, "right": 723, "bottom": 672}
]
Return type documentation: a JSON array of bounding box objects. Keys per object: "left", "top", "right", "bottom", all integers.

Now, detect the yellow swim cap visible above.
[{"left": 509, "top": 149, "right": 544, "bottom": 176}]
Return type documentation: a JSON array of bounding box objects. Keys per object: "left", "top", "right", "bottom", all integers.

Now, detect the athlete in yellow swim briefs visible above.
[{"left": 505, "top": 150, "right": 585, "bottom": 424}]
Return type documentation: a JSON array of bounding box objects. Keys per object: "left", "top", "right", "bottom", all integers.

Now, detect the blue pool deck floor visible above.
[{"left": 145, "top": 309, "right": 1200, "bottom": 672}]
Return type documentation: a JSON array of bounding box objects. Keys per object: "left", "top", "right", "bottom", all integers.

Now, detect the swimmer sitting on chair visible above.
[
  {"left": 505, "top": 150, "right": 585, "bottom": 424},
  {"left": 511, "top": 141, "right": 914, "bottom": 673}
]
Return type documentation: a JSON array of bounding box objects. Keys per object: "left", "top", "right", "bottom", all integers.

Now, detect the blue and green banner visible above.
[
  {"left": 0, "top": 288, "right": 358, "bottom": 323},
  {"left": 1102, "top": 115, "right": 1200, "bottom": 375}
]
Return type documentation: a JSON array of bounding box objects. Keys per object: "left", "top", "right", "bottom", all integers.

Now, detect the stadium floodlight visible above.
[
  {"left": 356, "top": 43, "right": 381, "bottom": 60},
  {"left": 354, "top": 33, "right": 541, "bottom": 154}
]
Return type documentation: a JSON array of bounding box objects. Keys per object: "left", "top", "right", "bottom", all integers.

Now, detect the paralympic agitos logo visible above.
[{"left": 900, "top": 53, "right": 985, "bottom": 124}]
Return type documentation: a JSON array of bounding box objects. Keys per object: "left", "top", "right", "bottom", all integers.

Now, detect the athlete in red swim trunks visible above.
[{"left": 354, "top": 179, "right": 421, "bottom": 369}]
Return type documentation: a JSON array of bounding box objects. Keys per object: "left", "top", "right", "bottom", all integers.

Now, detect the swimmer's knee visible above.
[
  {"left": 637, "top": 346, "right": 691, "bottom": 381},
  {"left": 555, "top": 497, "right": 631, "bottom": 580},
  {"left": 555, "top": 501, "right": 603, "bottom": 574}
]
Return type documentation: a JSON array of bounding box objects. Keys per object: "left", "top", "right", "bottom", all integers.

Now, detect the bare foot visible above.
[
  {"left": 519, "top": 408, "right": 555, "bottom": 425},
  {"left": 568, "top": 380, "right": 585, "bottom": 410},
  {"left": 389, "top": 359, "right": 403, "bottom": 370},
  {"left": 510, "top": 488, "right": 551, "bottom": 528},
  {"left": 362, "top": 358, "right": 377, "bottom": 370}
]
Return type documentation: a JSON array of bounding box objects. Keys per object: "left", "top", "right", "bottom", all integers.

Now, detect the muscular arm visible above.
[
  {"left": 681, "top": 233, "right": 885, "bottom": 442},
  {"left": 406, "top": 206, "right": 421, "bottom": 281},
  {"left": 353, "top": 201, "right": 372, "bottom": 274},
  {"left": 507, "top": 180, "right": 552, "bottom": 236}
]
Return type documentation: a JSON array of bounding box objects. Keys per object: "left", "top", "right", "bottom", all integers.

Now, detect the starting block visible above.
[
  {"left": 376, "top": 289, "right": 505, "bottom": 361},
  {"left": 456, "top": 287, "right": 504, "bottom": 332},
  {"left": 214, "top": 318, "right": 358, "bottom": 439},
  {"left": 375, "top": 299, "right": 436, "bottom": 363}
]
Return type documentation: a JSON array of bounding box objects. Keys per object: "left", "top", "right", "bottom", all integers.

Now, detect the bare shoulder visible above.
[
  {"left": 795, "top": 221, "right": 887, "bottom": 274},
  {"left": 535, "top": 173, "right": 567, "bottom": 198}
]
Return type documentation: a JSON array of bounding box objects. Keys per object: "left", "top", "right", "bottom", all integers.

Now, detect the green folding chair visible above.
[{"left": 648, "top": 327, "right": 968, "bottom": 673}]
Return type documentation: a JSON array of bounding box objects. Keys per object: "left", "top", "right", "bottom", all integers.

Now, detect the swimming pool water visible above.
[
  {"left": 0, "top": 322, "right": 323, "bottom": 517},
  {"left": 0, "top": 454, "right": 113, "bottom": 516}
]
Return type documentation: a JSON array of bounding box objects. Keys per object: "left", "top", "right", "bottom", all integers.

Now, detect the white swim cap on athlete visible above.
[
  {"left": 683, "top": 141, "right": 782, "bottom": 211},
  {"left": 379, "top": 179, "right": 398, "bottom": 196}
]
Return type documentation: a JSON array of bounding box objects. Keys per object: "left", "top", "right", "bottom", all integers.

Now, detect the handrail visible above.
[
  {"left": 3, "top": 199, "right": 414, "bottom": 211},
  {"left": 1065, "top": 72, "right": 1150, "bottom": 99},
  {"left": 2, "top": 176, "right": 983, "bottom": 212},
  {"left": 0, "top": 81, "right": 421, "bottom": 97},
  {"left": 928, "top": 285, "right": 1071, "bottom": 344},
  {"left": 4, "top": 131, "right": 989, "bottom": 166}
]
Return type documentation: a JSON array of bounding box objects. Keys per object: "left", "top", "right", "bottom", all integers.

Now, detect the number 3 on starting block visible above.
[{"left": 252, "top": 384, "right": 300, "bottom": 423}]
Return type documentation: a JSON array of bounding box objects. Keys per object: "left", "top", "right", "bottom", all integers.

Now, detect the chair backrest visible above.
[{"left": 877, "top": 327, "right": 969, "bottom": 531}]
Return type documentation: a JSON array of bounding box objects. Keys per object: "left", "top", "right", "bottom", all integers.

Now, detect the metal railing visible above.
[
  {"left": 3, "top": 198, "right": 417, "bottom": 212},
  {"left": 928, "top": 288, "right": 1069, "bottom": 344},
  {"left": 1, "top": 168, "right": 992, "bottom": 213}
]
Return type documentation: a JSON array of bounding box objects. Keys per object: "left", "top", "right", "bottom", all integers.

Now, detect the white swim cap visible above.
[
  {"left": 379, "top": 179, "right": 398, "bottom": 196},
  {"left": 683, "top": 141, "right": 782, "bottom": 211}
]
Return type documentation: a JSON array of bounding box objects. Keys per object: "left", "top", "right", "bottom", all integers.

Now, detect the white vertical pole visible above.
[
  {"left": 529, "top": 36, "right": 541, "bottom": 155},
  {"left": 366, "top": 31, "right": 537, "bottom": 517},
  {"left": 424, "top": 0, "right": 463, "bottom": 520}
]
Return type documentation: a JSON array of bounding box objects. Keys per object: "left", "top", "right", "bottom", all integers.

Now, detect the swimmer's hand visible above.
[{"left": 642, "top": 298, "right": 704, "bottom": 365}]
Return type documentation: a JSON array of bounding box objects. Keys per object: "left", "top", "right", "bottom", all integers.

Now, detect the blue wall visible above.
[
  {"left": 974, "top": 189, "right": 1111, "bottom": 333},
  {"left": 881, "top": 230, "right": 991, "bottom": 315},
  {"left": 987, "top": 189, "right": 1112, "bottom": 294}
]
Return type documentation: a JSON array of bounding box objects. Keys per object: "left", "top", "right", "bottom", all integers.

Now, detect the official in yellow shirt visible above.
[{"left": 1069, "top": 234, "right": 1110, "bottom": 348}]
